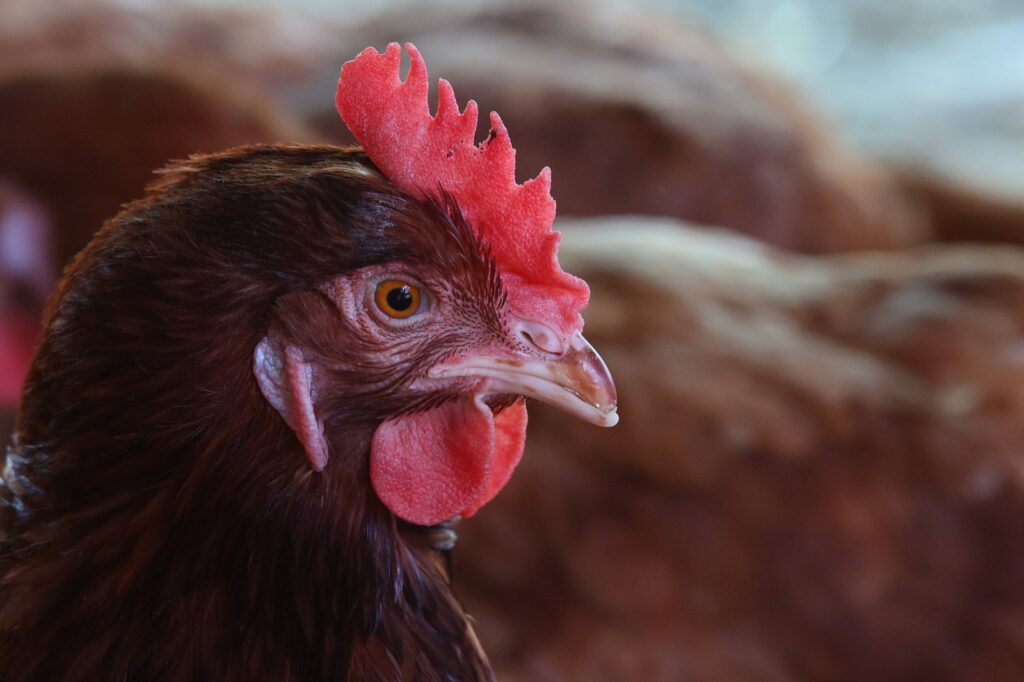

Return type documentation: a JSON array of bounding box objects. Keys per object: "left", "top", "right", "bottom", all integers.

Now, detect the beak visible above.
[{"left": 429, "top": 332, "right": 619, "bottom": 427}]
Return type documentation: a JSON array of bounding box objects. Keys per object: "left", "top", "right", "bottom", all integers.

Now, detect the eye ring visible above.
[{"left": 374, "top": 279, "right": 423, "bottom": 319}]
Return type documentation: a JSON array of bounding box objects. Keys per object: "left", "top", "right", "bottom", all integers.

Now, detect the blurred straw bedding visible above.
[{"left": 2, "top": 1, "right": 1023, "bottom": 680}]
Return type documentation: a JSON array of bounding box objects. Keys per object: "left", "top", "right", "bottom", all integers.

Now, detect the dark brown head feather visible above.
[{"left": 1, "top": 145, "right": 494, "bottom": 681}]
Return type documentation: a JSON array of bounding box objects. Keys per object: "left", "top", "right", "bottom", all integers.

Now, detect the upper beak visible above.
[{"left": 429, "top": 332, "right": 619, "bottom": 427}]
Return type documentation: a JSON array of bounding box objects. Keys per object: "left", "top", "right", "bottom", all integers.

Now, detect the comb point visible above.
[
  {"left": 436, "top": 78, "right": 458, "bottom": 119},
  {"left": 383, "top": 42, "right": 402, "bottom": 74},
  {"left": 401, "top": 43, "right": 429, "bottom": 109},
  {"left": 483, "top": 112, "right": 512, "bottom": 153},
  {"left": 462, "top": 99, "right": 479, "bottom": 127},
  {"left": 529, "top": 166, "right": 553, "bottom": 194}
]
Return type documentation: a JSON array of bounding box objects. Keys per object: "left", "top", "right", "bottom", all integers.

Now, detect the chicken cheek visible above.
[{"left": 370, "top": 397, "right": 527, "bottom": 526}]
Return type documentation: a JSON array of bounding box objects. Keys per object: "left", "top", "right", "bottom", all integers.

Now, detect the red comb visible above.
[{"left": 336, "top": 42, "right": 588, "bottom": 334}]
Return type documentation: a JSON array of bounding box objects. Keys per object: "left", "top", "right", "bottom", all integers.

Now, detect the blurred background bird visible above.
[{"left": 2, "top": 0, "right": 1024, "bottom": 680}]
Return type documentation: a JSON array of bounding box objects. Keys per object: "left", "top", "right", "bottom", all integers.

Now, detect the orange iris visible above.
[{"left": 374, "top": 279, "right": 422, "bottom": 319}]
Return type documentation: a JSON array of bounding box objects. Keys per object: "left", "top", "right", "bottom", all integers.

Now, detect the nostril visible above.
[
  {"left": 515, "top": 320, "right": 565, "bottom": 355},
  {"left": 521, "top": 330, "right": 540, "bottom": 349}
]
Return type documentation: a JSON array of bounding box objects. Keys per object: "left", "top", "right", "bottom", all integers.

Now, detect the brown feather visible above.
[{"left": 0, "top": 145, "right": 495, "bottom": 681}]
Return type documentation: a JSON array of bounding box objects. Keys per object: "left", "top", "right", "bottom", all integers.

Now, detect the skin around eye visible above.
[{"left": 375, "top": 279, "right": 422, "bottom": 319}]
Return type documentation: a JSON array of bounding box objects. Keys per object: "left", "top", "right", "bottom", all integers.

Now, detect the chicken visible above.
[{"left": 0, "top": 43, "right": 617, "bottom": 681}]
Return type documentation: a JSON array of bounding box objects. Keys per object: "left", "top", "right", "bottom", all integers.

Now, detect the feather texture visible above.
[{"left": 0, "top": 146, "right": 494, "bottom": 681}]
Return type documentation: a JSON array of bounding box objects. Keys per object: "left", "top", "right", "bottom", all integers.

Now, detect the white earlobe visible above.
[{"left": 254, "top": 337, "right": 329, "bottom": 470}]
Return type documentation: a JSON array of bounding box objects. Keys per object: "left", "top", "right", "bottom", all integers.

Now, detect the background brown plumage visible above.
[{"left": 2, "top": 1, "right": 1023, "bottom": 679}]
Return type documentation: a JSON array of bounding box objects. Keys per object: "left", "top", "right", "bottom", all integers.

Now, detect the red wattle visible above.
[
  {"left": 462, "top": 402, "right": 526, "bottom": 517},
  {"left": 370, "top": 396, "right": 527, "bottom": 526}
]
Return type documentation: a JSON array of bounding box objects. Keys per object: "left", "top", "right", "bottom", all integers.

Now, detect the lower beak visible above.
[{"left": 429, "top": 333, "right": 619, "bottom": 427}]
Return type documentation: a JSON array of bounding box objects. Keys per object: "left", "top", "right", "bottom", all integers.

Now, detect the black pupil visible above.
[{"left": 386, "top": 285, "right": 414, "bottom": 311}]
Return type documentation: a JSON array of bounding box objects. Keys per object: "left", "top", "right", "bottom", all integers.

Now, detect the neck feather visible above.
[{"left": 2, "top": 378, "right": 489, "bottom": 681}]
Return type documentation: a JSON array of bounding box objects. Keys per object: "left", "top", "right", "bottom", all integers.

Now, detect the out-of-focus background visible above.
[{"left": 2, "top": 0, "right": 1023, "bottom": 679}]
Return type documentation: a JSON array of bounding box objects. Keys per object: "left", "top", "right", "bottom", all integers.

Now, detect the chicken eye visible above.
[{"left": 374, "top": 279, "right": 422, "bottom": 319}]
